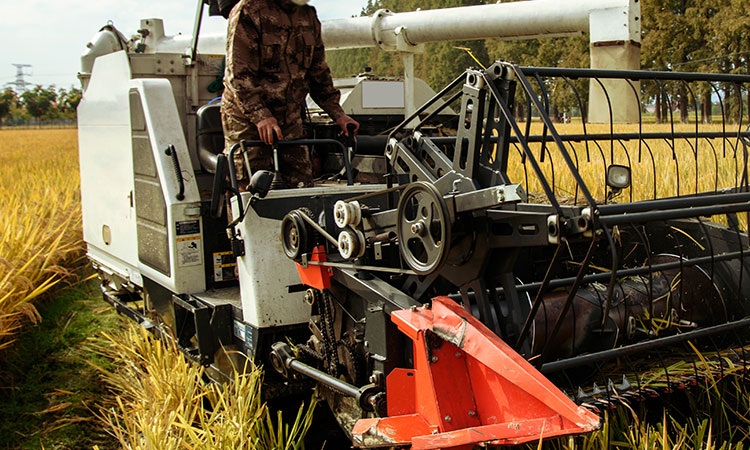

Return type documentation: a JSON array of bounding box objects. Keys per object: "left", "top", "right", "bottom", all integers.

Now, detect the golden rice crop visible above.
[
  {"left": 0, "top": 128, "right": 85, "bottom": 350},
  {"left": 506, "top": 122, "right": 747, "bottom": 206},
  {"left": 90, "top": 324, "right": 315, "bottom": 449}
]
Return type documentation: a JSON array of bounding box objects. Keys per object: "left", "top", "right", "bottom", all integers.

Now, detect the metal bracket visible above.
[
  {"left": 231, "top": 236, "right": 245, "bottom": 257},
  {"left": 371, "top": 9, "right": 395, "bottom": 51},
  {"left": 172, "top": 295, "right": 233, "bottom": 366}
]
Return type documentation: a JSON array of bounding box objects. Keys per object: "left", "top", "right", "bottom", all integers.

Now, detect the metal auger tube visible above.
[{"left": 322, "top": 0, "right": 635, "bottom": 50}]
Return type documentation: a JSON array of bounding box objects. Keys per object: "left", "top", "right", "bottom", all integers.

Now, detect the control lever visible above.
[
  {"left": 269, "top": 131, "right": 286, "bottom": 190},
  {"left": 341, "top": 123, "right": 357, "bottom": 185},
  {"left": 344, "top": 122, "right": 357, "bottom": 146}
]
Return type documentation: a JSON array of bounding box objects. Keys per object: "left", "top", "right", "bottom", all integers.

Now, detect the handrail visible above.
[{"left": 226, "top": 138, "right": 355, "bottom": 225}]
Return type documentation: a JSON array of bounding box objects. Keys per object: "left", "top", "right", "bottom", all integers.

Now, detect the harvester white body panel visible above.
[
  {"left": 233, "top": 192, "right": 312, "bottom": 327},
  {"left": 78, "top": 52, "right": 140, "bottom": 286},
  {"left": 127, "top": 79, "right": 206, "bottom": 295},
  {"left": 308, "top": 76, "right": 452, "bottom": 118},
  {"left": 79, "top": 51, "right": 207, "bottom": 295}
]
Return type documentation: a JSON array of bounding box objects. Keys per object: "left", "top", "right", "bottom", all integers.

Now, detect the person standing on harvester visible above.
[{"left": 221, "top": 0, "right": 359, "bottom": 189}]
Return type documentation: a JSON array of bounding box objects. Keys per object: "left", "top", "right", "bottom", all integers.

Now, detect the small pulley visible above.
[
  {"left": 338, "top": 228, "right": 366, "bottom": 260},
  {"left": 396, "top": 182, "right": 451, "bottom": 275},
  {"left": 280, "top": 209, "right": 314, "bottom": 261},
  {"left": 334, "top": 200, "right": 362, "bottom": 228}
]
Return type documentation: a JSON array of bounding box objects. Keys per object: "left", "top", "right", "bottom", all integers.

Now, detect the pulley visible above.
[
  {"left": 334, "top": 200, "right": 362, "bottom": 228},
  {"left": 338, "top": 228, "right": 366, "bottom": 260},
  {"left": 280, "top": 209, "right": 314, "bottom": 261},
  {"left": 395, "top": 182, "right": 451, "bottom": 275}
]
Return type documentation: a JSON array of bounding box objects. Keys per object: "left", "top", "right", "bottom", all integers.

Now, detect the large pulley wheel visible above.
[
  {"left": 280, "top": 210, "right": 313, "bottom": 261},
  {"left": 396, "top": 182, "right": 451, "bottom": 275}
]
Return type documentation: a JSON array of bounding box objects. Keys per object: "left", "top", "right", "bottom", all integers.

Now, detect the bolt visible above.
[
  {"left": 423, "top": 303, "right": 431, "bottom": 310},
  {"left": 498, "top": 188, "right": 506, "bottom": 202},
  {"left": 468, "top": 410, "right": 476, "bottom": 417},
  {"left": 455, "top": 351, "right": 462, "bottom": 358},
  {"left": 410, "top": 306, "right": 418, "bottom": 312},
  {"left": 370, "top": 374, "right": 378, "bottom": 384},
  {"left": 431, "top": 355, "right": 439, "bottom": 363},
  {"left": 431, "top": 430, "right": 438, "bottom": 435},
  {"left": 444, "top": 415, "right": 452, "bottom": 423},
  {"left": 411, "top": 222, "right": 424, "bottom": 235}
]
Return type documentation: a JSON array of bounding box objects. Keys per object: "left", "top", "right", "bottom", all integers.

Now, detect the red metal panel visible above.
[
  {"left": 425, "top": 339, "right": 481, "bottom": 431},
  {"left": 387, "top": 369, "right": 417, "bottom": 416},
  {"left": 412, "top": 416, "right": 571, "bottom": 449},
  {"left": 295, "top": 245, "right": 332, "bottom": 290},
  {"left": 352, "top": 414, "right": 436, "bottom": 448},
  {"left": 352, "top": 297, "right": 600, "bottom": 449}
]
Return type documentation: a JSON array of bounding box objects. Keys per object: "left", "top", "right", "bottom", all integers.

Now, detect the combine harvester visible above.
[{"left": 78, "top": 0, "right": 750, "bottom": 448}]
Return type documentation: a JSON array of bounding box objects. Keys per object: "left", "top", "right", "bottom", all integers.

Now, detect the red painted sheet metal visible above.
[
  {"left": 353, "top": 414, "right": 436, "bottom": 448},
  {"left": 386, "top": 369, "right": 417, "bottom": 416},
  {"left": 353, "top": 296, "right": 600, "bottom": 449},
  {"left": 295, "top": 245, "right": 332, "bottom": 290}
]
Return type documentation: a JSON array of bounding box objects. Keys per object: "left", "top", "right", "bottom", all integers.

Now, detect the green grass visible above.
[{"left": 0, "top": 278, "right": 120, "bottom": 450}]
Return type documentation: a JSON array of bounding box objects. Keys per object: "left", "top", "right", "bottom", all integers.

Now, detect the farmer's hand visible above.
[
  {"left": 257, "top": 117, "right": 283, "bottom": 145},
  {"left": 336, "top": 115, "right": 360, "bottom": 137}
]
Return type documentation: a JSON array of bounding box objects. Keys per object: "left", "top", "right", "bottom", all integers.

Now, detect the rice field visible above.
[
  {"left": 0, "top": 128, "right": 86, "bottom": 350},
  {"left": 2, "top": 124, "right": 750, "bottom": 448},
  {"left": 0, "top": 127, "right": 316, "bottom": 448}
]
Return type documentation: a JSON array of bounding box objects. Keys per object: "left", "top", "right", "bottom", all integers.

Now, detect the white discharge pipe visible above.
[{"left": 322, "top": 0, "right": 639, "bottom": 51}]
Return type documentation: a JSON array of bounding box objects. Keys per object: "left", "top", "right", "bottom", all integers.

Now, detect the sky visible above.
[{"left": 0, "top": 0, "right": 368, "bottom": 91}]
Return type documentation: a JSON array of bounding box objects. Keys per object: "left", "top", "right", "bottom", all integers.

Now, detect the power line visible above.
[
  {"left": 27, "top": 73, "right": 76, "bottom": 77},
  {"left": 667, "top": 51, "right": 750, "bottom": 69}
]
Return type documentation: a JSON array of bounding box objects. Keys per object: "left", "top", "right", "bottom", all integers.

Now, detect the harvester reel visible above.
[{"left": 396, "top": 182, "right": 451, "bottom": 275}]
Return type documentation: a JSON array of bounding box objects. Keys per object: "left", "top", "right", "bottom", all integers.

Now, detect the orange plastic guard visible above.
[
  {"left": 295, "top": 246, "right": 332, "bottom": 290},
  {"left": 352, "top": 297, "right": 600, "bottom": 449}
]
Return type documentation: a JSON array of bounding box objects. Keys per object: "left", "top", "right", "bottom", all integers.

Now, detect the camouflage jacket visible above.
[{"left": 222, "top": 0, "right": 345, "bottom": 127}]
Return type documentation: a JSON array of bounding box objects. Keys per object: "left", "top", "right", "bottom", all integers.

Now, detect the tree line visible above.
[
  {"left": 3, "top": 1, "right": 748, "bottom": 127},
  {"left": 0, "top": 85, "right": 81, "bottom": 128},
  {"left": 326, "top": 0, "right": 750, "bottom": 124}
]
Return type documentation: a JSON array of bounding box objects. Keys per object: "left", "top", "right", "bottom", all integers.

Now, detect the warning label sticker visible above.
[
  {"left": 213, "top": 251, "right": 236, "bottom": 282},
  {"left": 176, "top": 220, "right": 200, "bottom": 236},
  {"left": 177, "top": 236, "right": 202, "bottom": 267}
]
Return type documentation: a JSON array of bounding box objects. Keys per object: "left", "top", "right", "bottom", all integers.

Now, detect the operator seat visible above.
[{"left": 196, "top": 102, "right": 225, "bottom": 173}]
